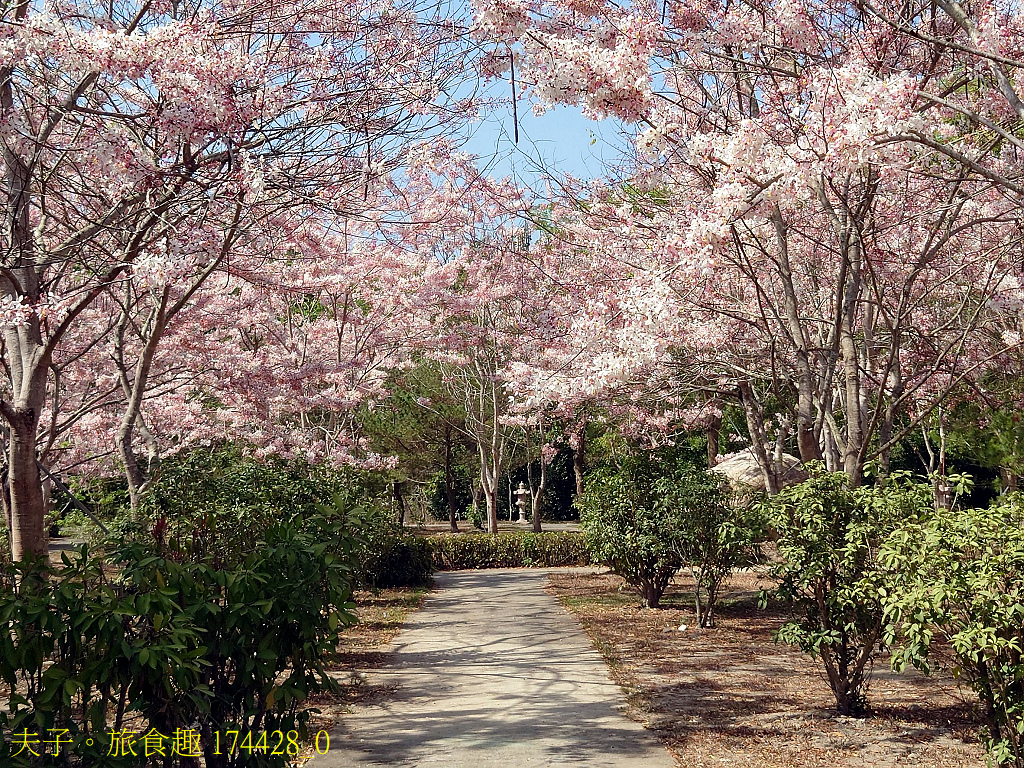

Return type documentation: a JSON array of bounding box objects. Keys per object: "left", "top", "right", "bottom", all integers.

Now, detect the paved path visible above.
[{"left": 312, "top": 569, "right": 676, "bottom": 767}]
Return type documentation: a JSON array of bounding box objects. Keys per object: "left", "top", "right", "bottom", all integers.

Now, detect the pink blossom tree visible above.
[
  {"left": 0, "top": 0, "right": 477, "bottom": 558},
  {"left": 470, "top": 0, "right": 1024, "bottom": 492}
]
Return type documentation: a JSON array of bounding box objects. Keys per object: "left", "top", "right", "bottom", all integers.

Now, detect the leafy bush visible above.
[
  {"left": 576, "top": 455, "right": 682, "bottom": 608},
  {"left": 578, "top": 454, "right": 758, "bottom": 613},
  {"left": 356, "top": 516, "right": 434, "bottom": 588},
  {"left": 365, "top": 535, "right": 434, "bottom": 587},
  {"left": 658, "top": 467, "right": 761, "bottom": 627},
  {"left": 0, "top": 549, "right": 199, "bottom": 767},
  {"left": 145, "top": 445, "right": 346, "bottom": 519},
  {"left": 66, "top": 475, "right": 132, "bottom": 527},
  {"left": 526, "top": 530, "right": 593, "bottom": 566},
  {"left": 108, "top": 446, "right": 431, "bottom": 589},
  {"left": 429, "top": 531, "right": 592, "bottom": 570},
  {"left": 880, "top": 498, "right": 1024, "bottom": 765},
  {"left": 0, "top": 507, "right": 359, "bottom": 768},
  {"left": 762, "top": 465, "right": 930, "bottom": 715}
]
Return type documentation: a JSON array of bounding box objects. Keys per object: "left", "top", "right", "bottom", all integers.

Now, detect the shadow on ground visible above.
[{"left": 316, "top": 568, "right": 673, "bottom": 768}]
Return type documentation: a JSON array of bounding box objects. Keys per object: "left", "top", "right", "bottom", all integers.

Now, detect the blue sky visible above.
[{"left": 459, "top": 98, "right": 629, "bottom": 183}]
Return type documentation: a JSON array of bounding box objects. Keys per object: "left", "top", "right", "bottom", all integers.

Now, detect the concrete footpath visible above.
[{"left": 311, "top": 568, "right": 676, "bottom": 767}]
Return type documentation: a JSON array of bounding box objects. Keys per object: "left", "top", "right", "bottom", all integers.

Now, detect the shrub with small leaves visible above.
[
  {"left": 880, "top": 498, "right": 1024, "bottom": 766},
  {"left": 576, "top": 455, "right": 682, "bottom": 608},
  {"left": 429, "top": 531, "right": 591, "bottom": 570},
  {"left": 762, "top": 465, "right": 930, "bottom": 716},
  {"left": 657, "top": 467, "right": 762, "bottom": 627}
]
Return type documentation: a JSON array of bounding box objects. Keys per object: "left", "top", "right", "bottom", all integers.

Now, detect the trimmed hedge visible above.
[
  {"left": 361, "top": 535, "right": 434, "bottom": 588},
  {"left": 430, "top": 531, "right": 593, "bottom": 570}
]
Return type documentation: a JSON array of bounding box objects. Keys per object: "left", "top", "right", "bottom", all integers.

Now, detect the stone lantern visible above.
[{"left": 515, "top": 482, "right": 530, "bottom": 524}]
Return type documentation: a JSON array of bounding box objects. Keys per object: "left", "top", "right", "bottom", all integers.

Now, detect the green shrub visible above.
[
  {"left": 576, "top": 455, "right": 682, "bottom": 608},
  {"left": 342, "top": 496, "right": 434, "bottom": 588},
  {"left": 0, "top": 507, "right": 359, "bottom": 768},
  {"left": 0, "top": 549, "right": 199, "bottom": 767},
  {"left": 144, "top": 445, "right": 348, "bottom": 522},
  {"left": 430, "top": 531, "right": 592, "bottom": 570},
  {"left": 762, "top": 465, "right": 930, "bottom": 716},
  {"left": 658, "top": 468, "right": 762, "bottom": 627},
  {"left": 118, "top": 447, "right": 431, "bottom": 590},
  {"left": 360, "top": 535, "right": 434, "bottom": 588},
  {"left": 527, "top": 531, "right": 593, "bottom": 566},
  {"left": 880, "top": 498, "right": 1024, "bottom": 766}
]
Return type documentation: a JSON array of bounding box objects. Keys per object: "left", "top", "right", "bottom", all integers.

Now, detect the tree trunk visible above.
[
  {"left": 1, "top": 451, "right": 10, "bottom": 540},
  {"left": 471, "top": 480, "right": 482, "bottom": 529},
  {"left": 1000, "top": 467, "right": 1018, "bottom": 494},
  {"left": 639, "top": 580, "right": 662, "bottom": 609},
  {"left": 834, "top": 690, "right": 856, "bottom": 717},
  {"left": 443, "top": 428, "right": 459, "bottom": 532},
  {"left": 772, "top": 208, "right": 822, "bottom": 465},
  {"left": 934, "top": 407, "right": 951, "bottom": 510},
  {"left": 572, "top": 420, "right": 586, "bottom": 497},
  {"left": 840, "top": 313, "right": 863, "bottom": 484},
  {"left": 707, "top": 413, "right": 721, "bottom": 467},
  {"left": 2, "top": 20, "right": 48, "bottom": 561},
  {"left": 838, "top": 233, "right": 865, "bottom": 486},
  {"left": 975, "top": 659, "right": 1004, "bottom": 746},
  {"left": 114, "top": 286, "right": 170, "bottom": 512},
  {"left": 393, "top": 481, "right": 407, "bottom": 527},
  {"left": 8, "top": 415, "right": 46, "bottom": 560},
  {"left": 483, "top": 484, "right": 498, "bottom": 534},
  {"left": 477, "top": 431, "right": 501, "bottom": 533},
  {"left": 531, "top": 463, "right": 545, "bottom": 534},
  {"left": 738, "top": 381, "right": 781, "bottom": 494},
  {"left": 814, "top": 178, "right": 869, "bottom": 486},
  {"left": 3, "top": 312, "right": 49, "bottom": 562},
  {"left": 691, "top": 566, "right": 705, "bottom": 627},
  {"left": 118, "top": 429, "right": 147, "bottom": 513}
]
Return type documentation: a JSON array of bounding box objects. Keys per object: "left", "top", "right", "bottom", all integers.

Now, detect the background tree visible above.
[
  {"left": 362, "top": 361, "right": 475, "bottom": 531},
  {"left": 469, "top": 0, "right": 1024, "bottom": 498}
]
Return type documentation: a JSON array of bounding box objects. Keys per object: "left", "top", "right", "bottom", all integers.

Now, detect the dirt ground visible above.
[
  {"left": 547, "top": 570, "right": 987, "bottom": 768},
  {"left": 307, "top": 586, "right": 430, "bottom": 718}
]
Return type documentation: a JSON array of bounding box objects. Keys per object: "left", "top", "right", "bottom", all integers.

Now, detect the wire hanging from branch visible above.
[{"left": 509, "top": 49, "right": 520, "bottom": 144}]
